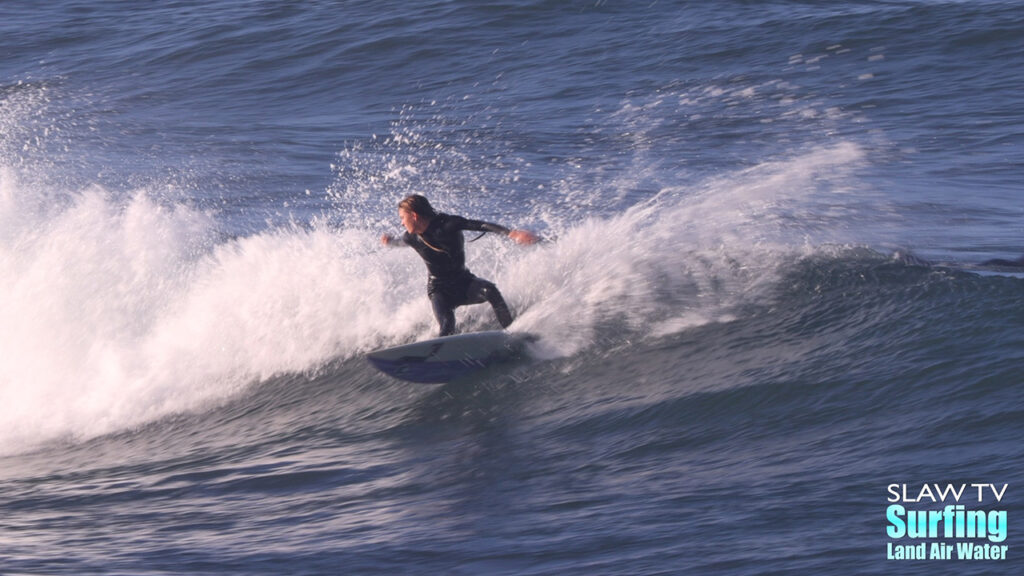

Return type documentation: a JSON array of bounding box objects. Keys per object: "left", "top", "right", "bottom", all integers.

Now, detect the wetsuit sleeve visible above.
[{"left": 449, "top": 215, "right": 510, "bottom": 236}]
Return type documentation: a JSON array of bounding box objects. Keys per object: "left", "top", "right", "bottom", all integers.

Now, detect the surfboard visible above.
[{"left": 366, "top": 330, "right": 535, "bottom": 383}]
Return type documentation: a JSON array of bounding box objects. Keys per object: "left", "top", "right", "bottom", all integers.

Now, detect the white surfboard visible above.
[{"left": 366, "top": 330, "right": 535, "bottom": 383}]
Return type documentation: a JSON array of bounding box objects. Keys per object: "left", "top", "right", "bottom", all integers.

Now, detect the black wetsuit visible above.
[{"left": 401, "top": 213, "right": 514, "bottom": 336}]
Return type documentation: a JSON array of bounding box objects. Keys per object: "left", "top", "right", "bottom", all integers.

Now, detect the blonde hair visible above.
[{"left": 398, "top": 194, "right": 436, "bottom": 218}]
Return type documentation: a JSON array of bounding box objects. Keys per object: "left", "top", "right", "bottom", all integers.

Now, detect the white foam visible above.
[
  {"left": 0, "top": 139, "right": 868, "bottom": 453},
  {"left": 500, "top": 141, "right": 866, "bottom": 357},
  {"left": 0, "top": 171, "right": 426, "bottom": 452}
]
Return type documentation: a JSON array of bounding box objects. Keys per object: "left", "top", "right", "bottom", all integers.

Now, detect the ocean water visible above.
[{"left": 1, "top": 1, "right": 1022, "bottom": 574}]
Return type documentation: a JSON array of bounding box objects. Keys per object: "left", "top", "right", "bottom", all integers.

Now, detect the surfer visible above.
[{"left": 382, "top": 194, "right": 539, "bottom": 336}]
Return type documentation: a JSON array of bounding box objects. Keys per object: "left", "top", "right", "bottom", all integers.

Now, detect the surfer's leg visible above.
[
  {"left": 429, "top": 292, "right": 457, "bottom": 336},
  {"left": 466, "top": 278, "right": 513, "bottom": 329}
]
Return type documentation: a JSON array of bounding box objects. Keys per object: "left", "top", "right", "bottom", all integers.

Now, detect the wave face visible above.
[{"left": 1, "top": 1, "right": 1022, "bottom": 574}]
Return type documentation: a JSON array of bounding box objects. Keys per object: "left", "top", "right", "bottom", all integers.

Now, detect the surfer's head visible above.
[
  {"left": 399, "top": 194, "right": 435, "bottom": 234},
  {"left": 399, "top": 194, "right": 436, "bottom": 218}
]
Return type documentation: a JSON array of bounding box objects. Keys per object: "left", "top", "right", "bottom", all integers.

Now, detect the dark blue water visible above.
[{"left": 1, "top": 2, "right": 1022, "bottom": 574}]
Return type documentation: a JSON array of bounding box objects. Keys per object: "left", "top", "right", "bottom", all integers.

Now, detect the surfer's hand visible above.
[
  {"left": 508, "top": 229, "right": 540, "bottom": 245},
  {"left": 381, "top": 233, "right": 394, "bottom": 246}
]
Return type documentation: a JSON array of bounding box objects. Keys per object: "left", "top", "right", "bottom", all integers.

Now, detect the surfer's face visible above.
[{"left": 400, "top": 208, "right": 426, "bottom": 234}]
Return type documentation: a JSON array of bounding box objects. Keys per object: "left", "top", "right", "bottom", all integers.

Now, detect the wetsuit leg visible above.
[
  {"left": 466, "top": 278, "right": 513, "bottom": 329},
  {"left": 430, "top": 291, "right": 457, "bottom": 337}
]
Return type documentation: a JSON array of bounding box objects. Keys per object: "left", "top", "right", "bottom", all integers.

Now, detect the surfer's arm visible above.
[
  {"left": 380, "top": 233, "right": 409, "bottom": 247},
  {"left": 457, "top": 217, "right": 540, "bottom": 245}
]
